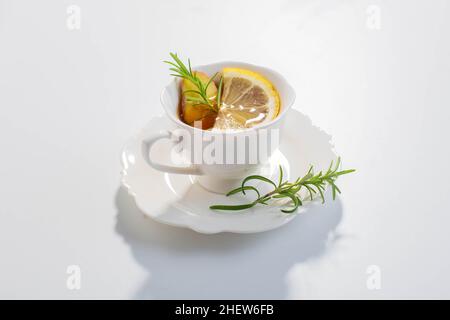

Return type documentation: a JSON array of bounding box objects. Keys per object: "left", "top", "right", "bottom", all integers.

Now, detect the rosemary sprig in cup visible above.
[
  {"left": 210, "top": 158, "right": 355, "bottom": 213},
  {"left": 164, "top": 53, "right": 221, "bottom": 113}
]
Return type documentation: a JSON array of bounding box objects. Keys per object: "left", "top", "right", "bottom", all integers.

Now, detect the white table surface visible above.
[{"left": 1, "top": 0, "right": 450, "bottom": 299}]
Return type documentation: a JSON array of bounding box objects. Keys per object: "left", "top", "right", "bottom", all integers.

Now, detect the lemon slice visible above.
[{"left": 213, "top": 67, "right": 280, "bottom": 130}]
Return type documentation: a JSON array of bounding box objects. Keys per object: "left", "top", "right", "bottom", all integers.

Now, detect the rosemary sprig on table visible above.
[
  {"left": 210, "top": 158, "right": 355, "bottom": 213},
  {"left": 164, "top": 53, "right": 221, "bottom": 112}
]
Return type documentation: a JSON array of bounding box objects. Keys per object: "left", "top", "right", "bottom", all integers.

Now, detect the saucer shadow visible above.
[
  {"left": 115, "top": 111, "right": 344, "bottom": 299},
  {"left": 115, "top": 188, "right": 342, "bottom": 299}
]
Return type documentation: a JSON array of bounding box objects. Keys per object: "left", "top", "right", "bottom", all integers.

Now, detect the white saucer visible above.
[{"left": 121, "top": 109, "right": 337, "bottom": 234}]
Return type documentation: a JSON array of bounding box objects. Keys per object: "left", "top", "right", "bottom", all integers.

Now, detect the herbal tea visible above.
[{"left": 165, "top": 53, "right": 280, "bottom": 130}]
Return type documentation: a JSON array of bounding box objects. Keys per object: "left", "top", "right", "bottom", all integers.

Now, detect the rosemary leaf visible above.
[
  {"left": 209, "top": 203, "right": 256, "bottom": 211},
  {"left": 226, "top": 186, "right": 261, "bottom": 198}
]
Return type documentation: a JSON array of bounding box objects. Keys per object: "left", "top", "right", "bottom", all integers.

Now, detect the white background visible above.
[{"left": 1, "top": 0, "right": 450, "bottom": 299}]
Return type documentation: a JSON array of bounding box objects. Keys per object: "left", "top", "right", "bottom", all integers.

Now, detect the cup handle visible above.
[{"left": 141, "top": 130, "right": 202, "bottom": 175}]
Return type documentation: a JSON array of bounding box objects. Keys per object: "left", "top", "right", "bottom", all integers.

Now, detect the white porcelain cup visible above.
[{"left": 142, "top": 61, "right": 296, "bottom": 193}]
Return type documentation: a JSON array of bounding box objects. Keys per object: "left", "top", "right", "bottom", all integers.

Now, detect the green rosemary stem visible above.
[{"left": 210, "top": 157, "right": 355, "bottom": 214}]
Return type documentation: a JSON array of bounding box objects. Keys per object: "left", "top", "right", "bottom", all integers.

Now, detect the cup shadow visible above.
[{"left": 114, "top": 186, "right": 343, "bottom": 299}]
